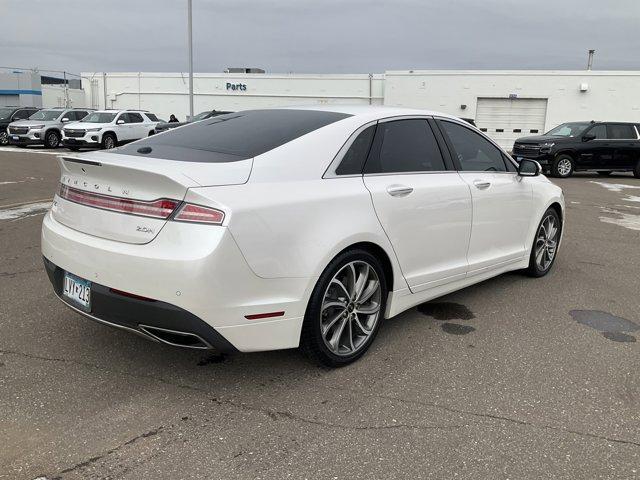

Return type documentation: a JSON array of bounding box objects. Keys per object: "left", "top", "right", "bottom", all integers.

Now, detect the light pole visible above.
[{"left": 187, "top": 0, "right": 194, "bottom": 120}]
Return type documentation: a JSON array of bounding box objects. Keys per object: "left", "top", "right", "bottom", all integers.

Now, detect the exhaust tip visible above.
[{"left": 139, "top": 324, "right": 211, "bottom": 350}]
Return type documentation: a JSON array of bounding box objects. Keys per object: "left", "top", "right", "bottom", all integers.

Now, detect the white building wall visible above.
[
  {"left": 42, "top": 85, "right": 86, "bottom": 108},
  {"left": 384, "top": 70, "right": 640, "bottom": 147},
  {"left": 81, "top": 72, "right": 384, "bottom": 121}
]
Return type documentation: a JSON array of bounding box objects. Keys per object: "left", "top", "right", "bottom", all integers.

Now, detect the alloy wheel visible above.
[
  {"left": 320, "top": 260, "right": 382, "bottom": 356},
  {"left": 47, "top": 132, "right": 59, "bottom": 148},
  {"left": 535, "top": 214, "right": 559, "bottom": 271},
  {"left": 0, "top": 131, "right": 7, "bottom": 145},
  {"left": 104, "top": 136, "right": 115, "bottom": 149},
  {"left": 557, "top": 158, "right": 572, "bottom": 177}
]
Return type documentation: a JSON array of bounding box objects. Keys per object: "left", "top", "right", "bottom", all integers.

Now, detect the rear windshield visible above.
[{"left": 117, "top": 109, "right": 351, "bottom": 162}]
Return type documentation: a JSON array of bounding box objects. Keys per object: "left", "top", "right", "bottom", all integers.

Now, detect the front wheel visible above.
[
  {"left": 300, "top": 250, "right": 387, "bottom": 367},
  {"left": 44, "top": 130, "right": 60, "bottom": 148},
  {"left": 102, "top": 134, "right": 116, "bottom": 149},
  {"left": 0, "top": 131, "right": 8, "bottom": 145},
  {"left": 551, "top": 155, "right": 574, "bottom": 178},
  {"left": 526, "top": 208, "right": 561, "bottom": 277}
]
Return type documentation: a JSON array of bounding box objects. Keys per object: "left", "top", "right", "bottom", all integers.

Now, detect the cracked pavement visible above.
[{"left": 1, "top": 150, "right": 639, "bottom": 479}]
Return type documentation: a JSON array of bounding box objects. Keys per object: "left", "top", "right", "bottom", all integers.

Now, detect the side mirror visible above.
[
  {"left": 116, "top": 119, "right": 125, "bottom": 125},
  {"left": 518, "top": 158, "right": 542, "bottom": 177},
  {"left": 582, "top": 133, "right": 596, "bottom": 142},
  {"left": 61, "top": 118, "right": 69, "bottom": 123}
]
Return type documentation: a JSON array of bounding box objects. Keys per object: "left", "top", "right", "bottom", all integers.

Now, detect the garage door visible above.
[{"left": 475, "top": 98, "right": 548, "bottom": 151}]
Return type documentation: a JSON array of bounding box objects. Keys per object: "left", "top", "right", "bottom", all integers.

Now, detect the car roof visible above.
[{"left": 265, "top": 104, "right": 462, "bottom": 123}]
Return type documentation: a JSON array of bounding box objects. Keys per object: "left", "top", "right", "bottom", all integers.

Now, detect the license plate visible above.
[
  {"left": 11, "top": 136, "right": 19, "bottom": 141},
  {"left": 63, "top": 272, "right": 91, "bottom": 311}
]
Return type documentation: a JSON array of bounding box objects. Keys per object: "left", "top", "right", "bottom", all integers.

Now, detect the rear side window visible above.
[
  {"left": 118, "top": 109, "right": 351, "bottom": 162},
  {"left": 336, "top": 125, "right": 376, "bottom": 175},
  {"left": 364, "top": 119, "right": 446, "bottom": 174},
  {"left": 439, "top": 120, "right": 507, "bottom": 172},
  {"left": 75, "top": 111, "right": 89, "bottom": 120},
  {"left": 128, "top": 113, "right": 144, "bottom": 123},
  {"left": 607, "top": 124, "right": 636, "bottom": 139},
  {"left": 145, "top": 113, "right": 159, "bottom": 122}
]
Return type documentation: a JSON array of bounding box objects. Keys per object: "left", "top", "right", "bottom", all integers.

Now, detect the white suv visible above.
[{"left": 62, "top": 110, "right": 160, "bottom": 150}]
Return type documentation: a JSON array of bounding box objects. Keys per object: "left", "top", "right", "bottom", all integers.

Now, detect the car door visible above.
[
  {"left": 436, "top": 118, "right": 533, "bottom": 274},
  {"left": 362, "top": 117, "right": 472, "bottom": 292},
  {"left": 579, "top": 124, "right": 611, "bottom": 169},
  {"left": 607, "top": 123, "right": 639, "bottom": 169},
  {"left": 127, "top": 112, "right": 146, "bottom": 139},
  {"left": 115, "top": 113, "right": 133, "bottom": 140}
]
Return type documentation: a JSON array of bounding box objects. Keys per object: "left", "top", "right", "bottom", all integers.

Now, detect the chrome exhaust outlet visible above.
[{"left": 138, "top": 324, "right": 212, "bottom": 350}]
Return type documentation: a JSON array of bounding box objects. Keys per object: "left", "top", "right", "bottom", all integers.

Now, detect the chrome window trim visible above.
[{"left": 323, "top": 120, "right": 378, "bottom": 179}]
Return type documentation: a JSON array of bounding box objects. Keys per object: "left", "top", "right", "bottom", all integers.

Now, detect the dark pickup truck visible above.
[{"left": 513, "top": 121, "right": 640, "bottom": 178}]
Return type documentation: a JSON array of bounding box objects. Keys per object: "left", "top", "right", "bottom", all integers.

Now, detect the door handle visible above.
[
  {"left": 386, "top": 185, "right": 414, "bottom": 197},
  {"left": 473, "top": 180, "right": 491, "bottom": 190}
]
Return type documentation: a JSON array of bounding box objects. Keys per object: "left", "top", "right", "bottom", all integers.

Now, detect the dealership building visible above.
[{"left": 6, "top": 68, "right": 638, "bottom": 150}]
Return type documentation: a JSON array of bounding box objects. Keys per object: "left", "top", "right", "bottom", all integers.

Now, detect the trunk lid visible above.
[{"left": 52, "top": 151, "right": 251, "bottom": 244}]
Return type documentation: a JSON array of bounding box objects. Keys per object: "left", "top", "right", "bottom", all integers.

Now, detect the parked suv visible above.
[
  {"left": 62, "top": 110, "right": 160, "bottom": 150},
  {"left": 155, "top": 110, "right": 232, "bottom": 133},
  {"left": 0, "top": 106, "right": 41, "bottom": 145},
  {"left": 513, "top": 121, "right": 640, "bottom": 178},
  {"left": 8, "top": 108, "right": 92, "bottom": 148}
]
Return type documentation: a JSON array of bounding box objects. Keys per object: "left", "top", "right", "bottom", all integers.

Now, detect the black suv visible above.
[
  {"left": 513, "top": 121, "right": 640, "bottom": 178},
  {"left": 0, "top": 106, "right": 41, "bottom": 145}
]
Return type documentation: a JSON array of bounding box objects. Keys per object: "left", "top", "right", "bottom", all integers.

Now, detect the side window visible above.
[
  {"left": 128, "top": 113, "right": 144, "bottom": 123},
  {"left": 503, "top": 153, "right": 518, "bottom": 172},
  {"left": 75, "top": 111, "right": 88, "bottom": 120},
  {"left": 439, "top": 120, "right": 507, "bottom": 172},
  {"left": 13, "top": 109, "right": 31, "bottom": 120},
  {"left": 62, "top": 111, "right": 76, "bottom": 121},
  {"left": 588, "top": 124, "right": 607, "bottom": 139},
  {"left": 145, "top": 113, "right": 159, "bottom": 122},
  {"left": 336, "top": 125, "right": 376, "bottom": 175},
  {"left": 364, "top": 119, "right": 446, "bottom": 174},
  {"left": 117, "top": 113, "right": 130, "bottom": 124},
  {"left": 607, "top": 124, "right": 636, "bottom": 139}
]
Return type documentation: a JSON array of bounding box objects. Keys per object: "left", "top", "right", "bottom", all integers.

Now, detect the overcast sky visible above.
[{"left": 2, "top": 0, "right": 640, "bottom": 76}]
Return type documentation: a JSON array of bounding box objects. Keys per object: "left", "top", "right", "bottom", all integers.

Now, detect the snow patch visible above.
[
  {"left": 590, "top": 181, "right": 640, "bottom": 193},
  {"left": 599, "top": 208, "right": 640, "bottom": 231},
  {"left": 0, "top": 202, "right": 52, "bottom": 221}
]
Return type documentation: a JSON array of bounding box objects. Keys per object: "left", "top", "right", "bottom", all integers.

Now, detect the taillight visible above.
[
  {"left": 173, "top": 203, "right": 225, "bottom": 225},
  {"left": 58, "top": 184, "right": 178, "bottom": 219}
]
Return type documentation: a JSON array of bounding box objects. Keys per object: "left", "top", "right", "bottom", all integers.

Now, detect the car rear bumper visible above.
[{"left": 41, "top": 211, "right": 310, "bottom": 352}]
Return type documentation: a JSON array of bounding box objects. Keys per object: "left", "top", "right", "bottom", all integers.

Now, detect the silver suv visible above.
[{"left": 8, "top": 108, "right": 92, "bottom": 148}]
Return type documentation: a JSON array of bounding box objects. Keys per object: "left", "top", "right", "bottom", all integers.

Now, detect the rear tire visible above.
[
  {"left": 526, "top": 208, "right": 561, "bottom": 277},
  {"left": 300, "top": 249, "right": 387, "bottom": 367},
  {"left": 102, "top": 133, "right": 116, "bottom": 149},
  {"left": 44, "top": 130, "right": 60, "bottom": 149},
  {"left": 597, "top": 171, "right": 612, "bottom": 176},
  {"left": 551, "top": 155, "right": 574, "bottom": 178},
  {"left": 634, "top": 160, "right": 640, "bottom": 179}
]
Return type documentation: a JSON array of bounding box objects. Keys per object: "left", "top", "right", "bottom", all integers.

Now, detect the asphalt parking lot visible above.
[{"left": 1, "top": 147, "right": 639, "bottom": 480}]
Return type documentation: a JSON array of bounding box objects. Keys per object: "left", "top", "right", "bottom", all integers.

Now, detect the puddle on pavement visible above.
[
  {"left": 441, "top": 323, "right": 476, "bottom": 335},
  {"left": 570, "top": 310, "right": 639, "bottom": 343},
  {"left": 417, "top": 302, "right": 475, "bottom": 320}
]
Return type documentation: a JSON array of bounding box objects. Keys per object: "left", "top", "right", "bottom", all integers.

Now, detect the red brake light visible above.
[
  {"left": 58, "top": 184, "right": 178, "bottom": 219},
  {"left": 173, "top": 203, "right": 225, "bottom": 225}
]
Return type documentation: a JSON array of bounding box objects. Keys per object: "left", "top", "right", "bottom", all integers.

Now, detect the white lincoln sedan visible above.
[{"left": 42, "top": 106, "right": 564, "bottom": 366}]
